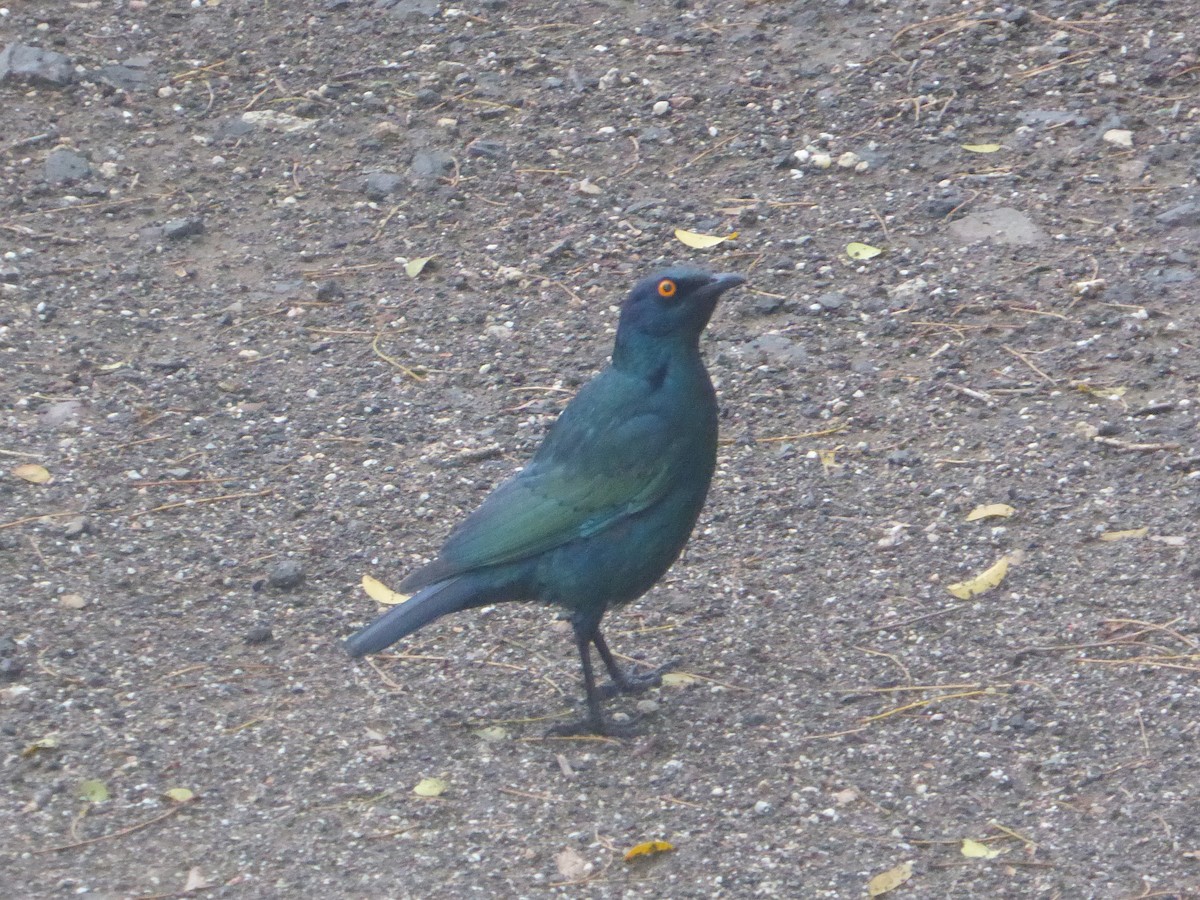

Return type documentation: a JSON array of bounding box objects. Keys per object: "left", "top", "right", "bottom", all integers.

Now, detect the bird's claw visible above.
[{"left": 597, "top": 658, "right": 679, "bottom": 700}]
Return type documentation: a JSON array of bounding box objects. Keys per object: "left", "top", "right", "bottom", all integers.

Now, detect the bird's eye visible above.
[{"left": 657, "top": 279, "right": 677, "bottom": 299}]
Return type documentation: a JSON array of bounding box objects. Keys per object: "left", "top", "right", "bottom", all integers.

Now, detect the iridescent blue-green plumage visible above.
[{"left": 346, "top": 268, "right": 745, "bottom": 733}]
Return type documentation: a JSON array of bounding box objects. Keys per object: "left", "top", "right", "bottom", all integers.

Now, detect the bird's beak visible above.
[{"left": 700, "top": 272, "right": 747, "bottom": 300}]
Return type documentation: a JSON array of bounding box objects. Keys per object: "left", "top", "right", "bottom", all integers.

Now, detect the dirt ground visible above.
[{"left": 2, "top": 0, "right": 1199, "bottom": 897}]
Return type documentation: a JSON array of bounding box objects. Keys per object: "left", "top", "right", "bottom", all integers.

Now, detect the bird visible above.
[{"left": 345, "top": 267, "right": 745, "bottom": 734}]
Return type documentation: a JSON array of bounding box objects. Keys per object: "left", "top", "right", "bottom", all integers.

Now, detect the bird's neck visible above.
[{"left": 611, "top": 331, "right": 701, "bottom": 380}]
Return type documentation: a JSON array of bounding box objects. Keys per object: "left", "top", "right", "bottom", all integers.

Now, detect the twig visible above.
[
  {"left": 862, "top": 688, "right": 999, "bottom": 723},
  {"left": 34, "top": 802, "right": 191, "bottom": 855},
  {"left": 944, "top": 383, "right": 997, "bottom": 405},
  {"left": 1092, "top": 436, "right": 1181, "bottom": 453},
  {"left": 0, "top": 511, "right": 81, "bottom": 530},
  {"left": 371, "top": 331, "right": 427, "bottom": 381},
  {"left": 134, "top": 488, "right": 273, "bottom": 516},
  {"left": 1003, "top": 346, "right": 1056, "bottom": 384}
]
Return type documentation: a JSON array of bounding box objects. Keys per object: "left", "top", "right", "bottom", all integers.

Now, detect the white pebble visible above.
[
  {"left": 811, "top": 152, "right": 832, "bottom": 169},
  {"left": 652, "top": 100, "right": 670, "bottom": 116},
  {"left": 1102, "top": 128, "right": 1133, "bottom": 149},
  {"left": 836, "top": 151, "right": 860, "bottom": 168}
]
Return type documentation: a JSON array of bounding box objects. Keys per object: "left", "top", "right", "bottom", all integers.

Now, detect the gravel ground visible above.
[{"left": 3, "top": 1, "right": 1199, "bottom": 897}]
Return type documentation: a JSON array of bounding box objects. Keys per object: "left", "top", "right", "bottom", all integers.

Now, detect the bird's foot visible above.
[
  {"left": 545, "top": 714, "right": 641, "bottom": 739},
  {"left": 597, "top": 658, "right": 679, "bottom": 700}
]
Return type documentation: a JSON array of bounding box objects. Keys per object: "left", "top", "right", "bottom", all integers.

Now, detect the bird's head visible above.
[{"left": 616, "top": 268, "right": 746, "bottom": 347}]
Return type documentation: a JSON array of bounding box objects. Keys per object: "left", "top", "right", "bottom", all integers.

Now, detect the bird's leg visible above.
[
  {"left": 592, "top": 630, "right": 676, "bottom": 700},
  {"left": 546, "top": 627, "right": 609, "bottom": 736}
]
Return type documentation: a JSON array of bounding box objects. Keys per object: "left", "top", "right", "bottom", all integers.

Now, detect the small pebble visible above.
[{"left": 267, "top": 560, "right": 305, "bottom": 590}]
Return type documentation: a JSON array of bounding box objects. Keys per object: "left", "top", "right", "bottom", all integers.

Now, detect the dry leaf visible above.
[
  {"left": 60, "top": 593, "right": 88, "bottom": 609},
  {"left": 867, "top": 860, "right": 914, "bottom": 896},
  {"left": 165, "top": 787, "right": 195, "bottom": 803},
  {"left": 961, "top": 838, "right": 1001, "bottom": 859},
  {"left": 473, "top": 726, "right": 509, "bottom": 742},
  {"left": 661, "top": 672, "right": 698, "bottom": 687},
  {"left": 405, "top": 256, "right": 433, "bottom": 278},
  {"left": 13, "top": 463, "right": 51, "bottom": 484},
  {"left": 947, "top": 555, "right": 1011, "bottom": 600},
  {"left": 846, "top": 242, "right": 882, "bottom": 260},
  {"left": 413, "top": 777, "right": 447, "bottom": 797},
  {"left": 832, "top": 788, "right": 859, "bottom": 806},
  {"left": 555, "top": 847, "right": 592, "bottom": 880},
  {"left": 966, "top": 503, "right": 1016, "bottom": 522},
  {"left": 624, "top": 840, "right": 675, "bottom": 862},
  {"left": 183, "top": 867, "right": 210, "bottom": 892},
  {"left": 362, "top": 574, "right": 409, "bottom": 606},
  {"left": 1149, "top": 535, "right": 1186, "bottom": 547},
  {"left": 962, "top": 143, "right": 1002, "bottom": 153},
  {"left": 674, "top": 228, "right": 733, "bottom": 249},
  {"left": 1099, "top": 527, "right": 1148, "bottom": 542}
]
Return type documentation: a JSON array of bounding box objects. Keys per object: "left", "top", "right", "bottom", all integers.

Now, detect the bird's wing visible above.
[{"left": 413, "top": 409, "right": 682, "bottom": 582}]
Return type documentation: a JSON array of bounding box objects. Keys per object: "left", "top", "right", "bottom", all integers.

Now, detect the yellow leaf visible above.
[
  {"left": 947, "top": 555, "right": 1010, "bottom": 600},
  {"left": 818, "top": 448, "right": 840, "bottom": 474},
  {"left": 405, "top": 256, "right": 433, "bottom": 278},
  {"left": 624, "top": 840, "right": 674, "bottom": 862},
  {"left": 21, "top": 735, "right": 60, "bottom": 758},
  {"left": 13, "top": 463, "right": 51, "bottom": 484},
  {"left": 80, "top": 779, "right": 110, "bottom": 802},
  {"left": 674, "top": 229, "right": 734, "bottom": 249},
  {"left": 165, "top": 787, "right": 195, "bottom": 803},
  {"left": 867, "top": 861, "right": 914, "bottom": 896},
  {"left": 362, "top": 574, "right": 410, "bottom": 606},
  {"left": 97, "top": 360, "right": 126, "bottom": 372},
  {"left": 1099, "top": 527, "right": 1148, "bottom": 542},
  {"left": 413, "top": 777, "right": 447, "bottom": 797},
  {"left": 846, "top": 242, "right": 882, "bottom": 260},
  {"left": 661, "top": 672, "right": 698, "bottom": 687},
  {"left": 962, "top": 143, "right": 1002, "bottom": 153},
  {"left": 1075, "top": 383, "right": 1127, "bottom": 400},
  {"left": 966, "top": 503, "right": 1016, "bottom": 522},
  {"left": 961, "top": 838, "right": 1001, "bottom": 859}
]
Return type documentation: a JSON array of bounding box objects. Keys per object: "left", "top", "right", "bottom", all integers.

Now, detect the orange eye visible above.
[{"left": 657, "top": 279, "right": 677, "bottom": 298}]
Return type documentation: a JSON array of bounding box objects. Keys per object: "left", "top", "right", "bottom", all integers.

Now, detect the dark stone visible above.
[
  {"left": 45, "top": 149, "right": 91, "bottom": 184},
  {"left": 267, "top": 560, "right": 305, "bottom": 590},
  {"left": 364, "top": 171, "right": 404, "bottom": 200},
  {"left": 887, "top": 449, "right": 919, "bottom": 466},
  {"left": 0, "top": 43, "right": 73, "bottom": 87},
  {"left": 1156, "top": 202, "right": 1200, "bottom": 228},
  {"left": 244, "top": 625, "right": 274, "bottom": 645},
  {"left": 409, "top": 150, "right": 455, "bottom": 180},
  {"left": 467, "top": 139, "right": 506, "bottom": 160},
  {"left": 922, "top": 197, "right": 959, "bottom": 218},
  {"left": 750, "top": 333, "right": 807, "bottom": 367},
  {"left": 213, "top": 118, "right": 257, "bottom": 141},
  {"left": 93, "top": 64, "right": 150, "bottom": 92},
  {"left": 162, "top": 218, "right": 205, "bottom": 241},
  {"left": 381, "top": 0, "right": 439, "bottom": 21},
  {"left": 315, "top": 280, "right": 344, "bottom": 300},
  {"left": 0, "top": 657, "right": 23, "bottom": 681}
]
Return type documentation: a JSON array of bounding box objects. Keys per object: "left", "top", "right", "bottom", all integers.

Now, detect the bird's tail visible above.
[{"left": 344, "top": 576, "right": 498, "bottom": 658}]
